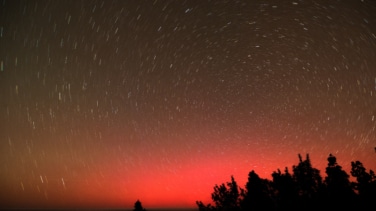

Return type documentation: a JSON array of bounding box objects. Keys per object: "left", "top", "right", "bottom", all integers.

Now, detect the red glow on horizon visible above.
[
  {"left": 1, "top": 137, "right": 374, "bottom": 209},
  {"left": 65, "top": 151, "right": 371, "bottom": 209}
]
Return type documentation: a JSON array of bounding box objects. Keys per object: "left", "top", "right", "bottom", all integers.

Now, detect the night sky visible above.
[{"left": 1, "top": 0, "right": 376, "bottom": 209}]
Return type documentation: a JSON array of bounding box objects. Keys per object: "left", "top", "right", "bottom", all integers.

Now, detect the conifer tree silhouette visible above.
[
  {"left": 350, "top": 160, "right": 376, "bottom": 209},
  {"left": 324, "top": 154, "right": 355, "bottom": 209},
  {"left": 241, "top": 170, "right": 274, "bottom": 211},
  {"left": 133, "top": 200, "right": 146, "bottom": 211},
  {"left": 291, "top": 154, "right": 323, "bottom": 209},
  {"left": 272, "top": 167, "right": 297, "bottom": 210}
]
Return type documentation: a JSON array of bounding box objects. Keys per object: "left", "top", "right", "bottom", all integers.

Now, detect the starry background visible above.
[{"left": 0, "top": 0, "right": 375, "bottom": 209}]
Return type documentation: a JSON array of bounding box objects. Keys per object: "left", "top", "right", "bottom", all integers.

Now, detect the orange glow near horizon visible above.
[{"left": 1, "top": 135, "right": 374, "bottom": 209}]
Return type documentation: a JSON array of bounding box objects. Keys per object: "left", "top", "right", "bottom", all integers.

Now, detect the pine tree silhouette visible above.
[
  {"left": 324, "top": 154, "right": 355, "bottom": 209},
  {"left": 351, "top": 160, "right": 376, "bottom": 209},
  {"left": 292, "top": 154, "right": 323, "bottom": 209},
  {"left": 241, "top": 170, "right": 274, "bottom": 211},
  {"left": 133, "top": 200, "right": 146, "bottom": 211},
  {"left": 272, "top": 167, "right": 297, "bottom": 210}
]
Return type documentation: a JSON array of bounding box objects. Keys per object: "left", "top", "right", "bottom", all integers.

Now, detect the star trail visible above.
[{"left": 0, "top": 0, "right": 375, "bottom": 209}]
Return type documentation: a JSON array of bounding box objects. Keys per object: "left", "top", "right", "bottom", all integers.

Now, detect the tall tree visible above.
[
  {"left": 292, "top": 154, "right": 323, "bottom": 209},
  {"left": 241, "top": 170, "right": 274, "bottom": 211},
  {"left": 350, "top": 160, "right": 376, "bottom": 209},
  {"left": 324, "top": 154, "right": 355, "bottom": 209},
  {"left": 272, "top": 167, "right": 298, "bottom": 210}
]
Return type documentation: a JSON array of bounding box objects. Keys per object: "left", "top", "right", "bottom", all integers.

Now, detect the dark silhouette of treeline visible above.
[{"left": 196, "top": 153, "right": 376, "bottom": 211}]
